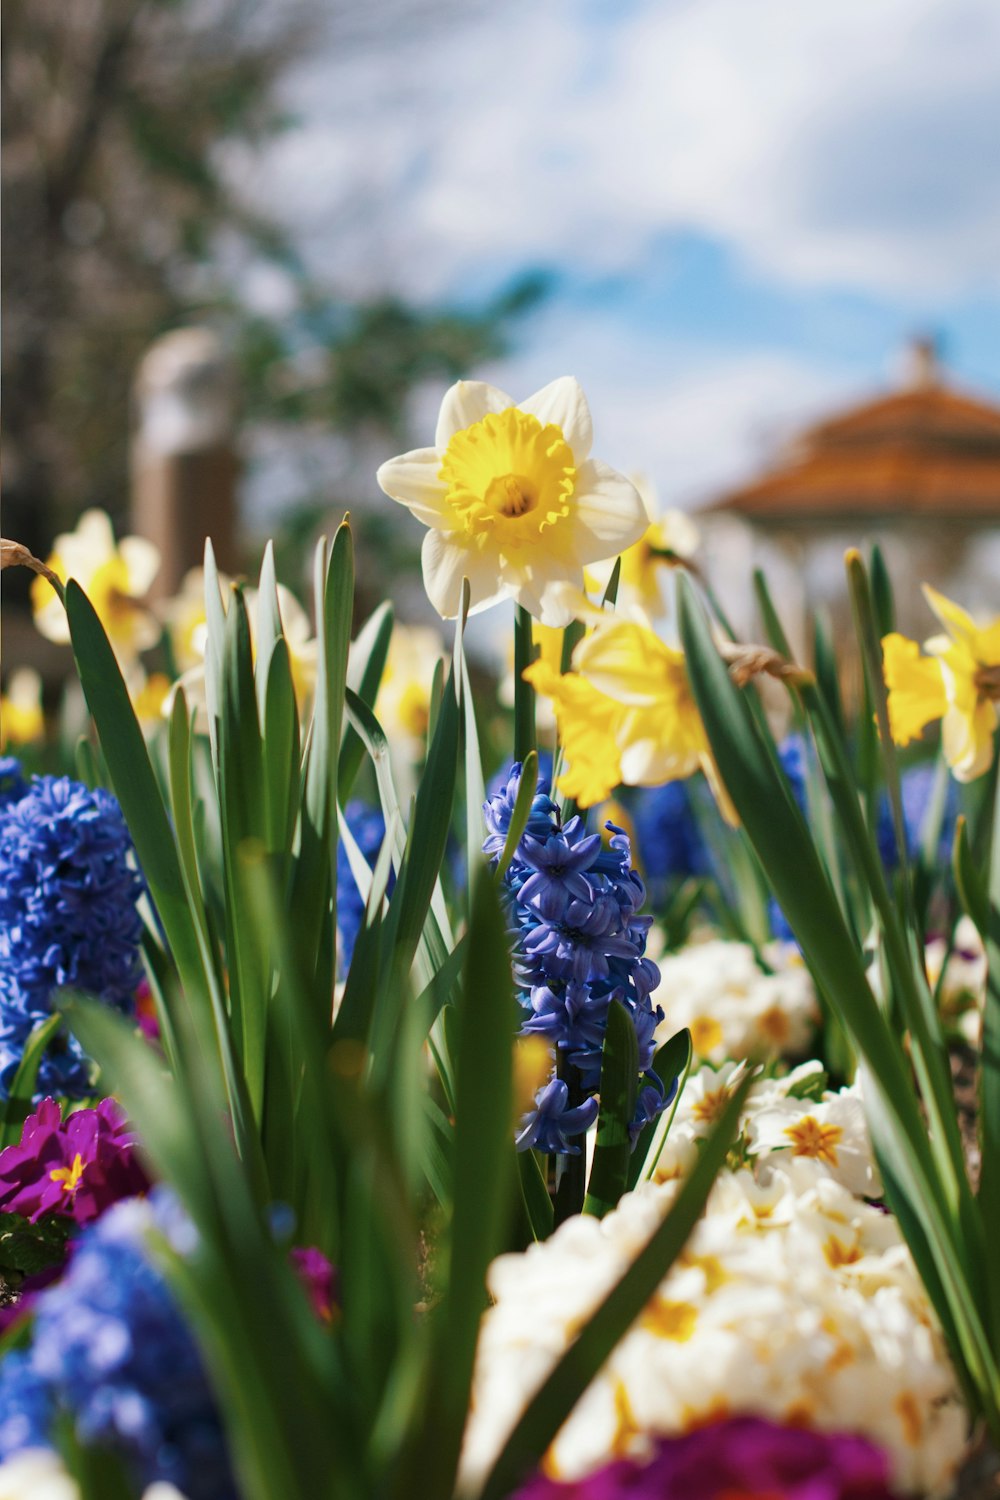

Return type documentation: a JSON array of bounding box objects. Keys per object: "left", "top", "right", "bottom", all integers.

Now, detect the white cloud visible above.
[{"left": 240, "top": 0, "right": 1000, "bottom": 301}]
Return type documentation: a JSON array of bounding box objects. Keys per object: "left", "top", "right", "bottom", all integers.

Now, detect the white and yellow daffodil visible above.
[
  {"left": 31, "top": 509, "right": 161, "bottom": 668},
  {"left": 882, "top": 586, "right": 1000, "bottom": 781},
  {"left": 376, "top": 377, "right": 648, "bottom": 626},
  {"left": 0, "top": 668, "right": 44, "bottom": 748}
]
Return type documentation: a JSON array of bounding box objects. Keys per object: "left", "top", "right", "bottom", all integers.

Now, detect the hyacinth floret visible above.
[
  {"left": 336, "top": 799, "right": 395, "bottom": 976},
  {"left": 21, "top": 1190, "right": 236, "bottom": 1500},
  {"left": 0, "top": 756, "right": 28, "bottom": 812},
  {"left": 485, "top": 761, "right": 665, "bottom": 1154},
  {"left": 0, "top": 1350, "right": 55, "bottom": 1461},
  {"left": 0, "top": 775, "right": 144, "bottom": 1099}
]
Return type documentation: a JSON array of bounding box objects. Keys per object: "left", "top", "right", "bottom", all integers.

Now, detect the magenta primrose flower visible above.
[
  {"left": 0, "top": 1097, "right": 149, "bottom": 1226},
  {"left": 512, "top": 1418, "right": 895, "bottom": 1500}
]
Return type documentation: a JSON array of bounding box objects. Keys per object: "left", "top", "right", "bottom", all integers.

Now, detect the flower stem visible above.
[{"left": 514, "top": 605, "right": 537, "bottom": 762}]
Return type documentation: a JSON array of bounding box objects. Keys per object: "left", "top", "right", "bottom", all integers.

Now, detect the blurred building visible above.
[{"left": 699, "top": 340, "right": 1000, "bottom": 656}]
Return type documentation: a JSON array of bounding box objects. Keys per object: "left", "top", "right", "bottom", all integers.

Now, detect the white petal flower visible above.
[
  {"left": 30, "top": 508, "right": 161, "bottom": 668},
  {"left": 377, "top": 377, "right": 648, "bottom": 625}
]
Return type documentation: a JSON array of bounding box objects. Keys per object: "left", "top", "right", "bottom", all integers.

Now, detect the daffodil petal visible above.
[
  {"left": 881, "top": 633, "right": 946, "bottom": 746},
  {"left": 941, "top": 700, "right": 997, "bottom": 782},
  {"left": 568, "top": 459, "right": 649, "bottom": 565},
  {"left": 519, "top": 377, "right": 593, "bottom": 463},
  {"left": 922, "top": 585, "right": 978, "bottom": 650},
  {"left": 119, "top": 536, "right": 161, "bottom": 596},
  {"left": 506, "top": 557, "right": 585, "bottom": 628},
  {"left": 434, "top": 380, "right": 513, "bottom": 450},
  {"left": 376, "top": 448, "right": 454, "bottom": 528},
  {"left": 574, "top": 621, "right": 667, "bottom": 706},
  {"left": 420, "top": 529, "right": 508, "bottom": 619}
]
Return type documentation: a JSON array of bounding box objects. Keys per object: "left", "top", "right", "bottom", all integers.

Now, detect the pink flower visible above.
[
  {"left": 290, "top": 1246, "right": 338, "bottom": 1322},
  {"left": 0, "top": 1096, "right": 150, "bottom": 1226},
  {"left": 512, "top": 1418, "right": 894, "bottom": 1500}
]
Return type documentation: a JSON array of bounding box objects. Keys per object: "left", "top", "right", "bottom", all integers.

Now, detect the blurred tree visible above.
[{"left": 2, "top": 0, "right": 543, "bottom": 602}]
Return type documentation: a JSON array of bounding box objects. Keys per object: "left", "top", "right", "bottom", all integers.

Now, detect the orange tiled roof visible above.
[{"left": 706, "top": 382, "right": 1000, "bottom": 519}]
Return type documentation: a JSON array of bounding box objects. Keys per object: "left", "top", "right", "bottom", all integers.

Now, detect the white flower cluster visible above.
[
  {"left": 926, "top": 916, "right": 987, "bottom": 1046},
  {"left": 651, "top": 939, "right": 819, "bottom": 1066},
  {"left": 461, "top": 1065, "right": 967, "bottom": 1498}
]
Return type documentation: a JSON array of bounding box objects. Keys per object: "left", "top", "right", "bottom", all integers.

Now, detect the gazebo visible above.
[{"left": 699, "top": 341, "right": 1000, "bottom": 654}]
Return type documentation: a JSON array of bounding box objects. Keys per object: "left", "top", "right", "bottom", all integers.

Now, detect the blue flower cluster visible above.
[
  {"left": 336, "top": 800, "right": 394, "bottom": 975},
  {"left": 632, "top": 779, "right": 709, "bottom": 902},
  {"left": 0, "top": 769, "right": 144, "bottom": 1098},
  {"left": 484, "top": 762, "right": 667, "bottom": 1155},
  {"left": 0, "top": 1191, "right": 236, "bottom": 1500},
  {"left": 0, "top": 756, "right": 27, "bottom": 812}
]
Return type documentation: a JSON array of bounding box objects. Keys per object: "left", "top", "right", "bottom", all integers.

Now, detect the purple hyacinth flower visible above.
[
  {"left": 517, "top": 831, "right": 603, "bottom": 921},
  {"left": 515, "top": 1078, "right": 599, "bottom": 1154}
]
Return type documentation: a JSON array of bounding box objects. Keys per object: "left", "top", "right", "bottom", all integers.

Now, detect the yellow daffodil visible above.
[
  {"left": 374, "top": 624, "right": 446, "bottom": 752},
  {"left": 0, "top": 668, "right": 44, "bottom": 747},
  {"left": 586, "top": 477, "right": 700, "bottom": 617},
  {"left": 127, "top": 670, "right": 172, "bottom": 731},
  {"left": 525, "top": 616, "right": 733, "bottom": 816},
  {"left": 168, "top": 583, "right": 317, "bottom": 726},
  {"left": 882, "top": 586, "right": 1000, "bottom": 781},
  {"left": 158, "top": 567, "right": 230, "bottom": 674},
  {"left": 31, "top": 509, "right": 161, "bottom": 668},
  {"left": 376, "top": 377, "right": 648, "bottom": 626}
]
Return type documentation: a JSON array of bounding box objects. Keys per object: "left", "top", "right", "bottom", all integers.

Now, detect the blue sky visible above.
[{"left": 237, "top": 0, "right": 1000, "bottom": 508}]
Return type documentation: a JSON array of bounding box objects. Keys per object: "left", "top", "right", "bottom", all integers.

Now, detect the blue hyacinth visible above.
[
  {"left": 632, "top": 779, "right": 708, "bottom": 900},
  {"left": 0, "top": 1350, "right": 55, "bottom": 1460},
  {"left": 336, "top": 800, "right": 395, "bottom": 976},
  {"left": 484, "top": 761, "right": 668, "bottom": 1155},
  {"left": 0, "top": 774, "right": 144, "bottom": 1099},
  {"left": 0, "top": 756, "right": 28, "bottom": 812},
  {"left": 9, "top": 1191, "right": 237, "bottom": 1499}
]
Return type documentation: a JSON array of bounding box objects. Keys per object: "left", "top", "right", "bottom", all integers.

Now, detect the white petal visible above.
[
  {"left": 376, "top": 448, "right": 453, "bottom": 528},
  {"left": 421, "top": 530, "right": 507, "bottom": 619},
  {"left": 119, "top": 536, "right": 161, "bottom": 595},
  {"left": 505, "top": 557, "right": 586, "bottom": 627},
  {"left": 568, "top": 459, "right": 649, "bottom": 564},
  {"left": 434, "top": 380, "right": 513, "bottom": 449},
  {"left": 519, "top": 377, "right": 593, "bottom": 462}
]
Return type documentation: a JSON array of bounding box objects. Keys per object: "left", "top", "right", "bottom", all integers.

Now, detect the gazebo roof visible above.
[{"left": 705, "top": 343, "right": 1000, "bottom": 521}]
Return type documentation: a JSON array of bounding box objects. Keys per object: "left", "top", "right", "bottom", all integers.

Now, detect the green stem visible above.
[{"left": 513, "top": 605, "right": 537, "bottom": 763}]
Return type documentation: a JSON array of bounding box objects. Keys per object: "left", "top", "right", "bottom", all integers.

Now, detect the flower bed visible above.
[{"left": 0, "top": 375, "right": 997, "bottom": 1500}]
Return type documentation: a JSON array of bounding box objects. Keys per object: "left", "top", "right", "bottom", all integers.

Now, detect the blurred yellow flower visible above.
[
  {"left": 0, "top": 668, "right": 44, "bottom": 747},
  {"left": 168, "top": 582, "right": 317, "bottom": 726},
  {"left": 882, "top": 586, "right": 1000, "bottom": 781},
  {"left": 158, "top": 567, "right": 229, "bottom": 675},
  {"left": 374, "top": 623, "right": 446, "bottom": 753},
  {"left": 376, "top": 377, "right": 648, "bottom": 626},
  {"left": 586, "top": 478, "right": 699, "bottom": 617},
  {"left": 128, "top": 671, "right": 172, "bottom": 730},
  {"left": 526, "top": 616, "right": 732, "bottom": 814},
  {"left": 31, "top": 509, "right": 160, "bottom": 668}
]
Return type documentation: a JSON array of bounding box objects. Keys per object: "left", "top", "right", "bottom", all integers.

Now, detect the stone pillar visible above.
[{"left": 130, "top": 328, "right": 240, "bottom": 600}]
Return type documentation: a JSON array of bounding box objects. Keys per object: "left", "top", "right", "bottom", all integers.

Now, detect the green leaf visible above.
[
  {"left": 631, "top": 1027, "right": 693, "bottom": 1188},
  {"left": 584, "top": 1000, "right": 639, "bottom": 1218},
  {"left": 494, "top": 749, "right": 539, "bottom": 883},
  {"left": 340, "top": 600, "right": 394, "bottom": 799},
  {"left": 0, "top": 1211, "right": 70, "bottom": 1278},
  {"left": 517, "top": 1147, "right": 554, "bottom": 1242},
  {"left": 0, "top": 1014, "right": 65, "bottom": 1147},
  {"left": 477, "top": 1071, "right": 753, "bottom": 1500},
  {"left": 398, "top": 869, "right": 517, "bottom": 1500}
]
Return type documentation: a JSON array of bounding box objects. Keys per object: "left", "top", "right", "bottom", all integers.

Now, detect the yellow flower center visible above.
[
  {"left": 690, "top": 1015, "right": 724, "bottom": 1056},
  {"left": 439, "top": 408, "right": 576, "bottom": 549},
  {"left": 641, "top": 1297, "right": 699, "bottom": 1341},
  {"left": 691, "top": 1083, "right": 730, "bottom": 1125},
  {"left": 50, "top": 1153, "right": 85, "bottom": 1195},
  {"left": 396, "top": 680, "right": 430, "bottom": 740},
  {"left": 783, "top": 1115, "right": 843, "bottom": 1165}
]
